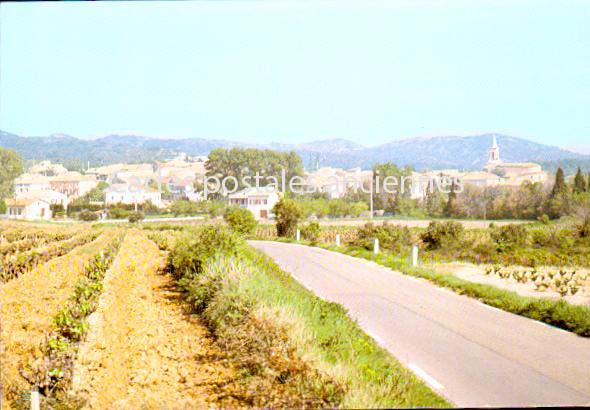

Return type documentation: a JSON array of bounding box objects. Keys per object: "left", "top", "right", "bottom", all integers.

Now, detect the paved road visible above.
[{"left": 250, "top": 241, "right": 590, "bottom": 407}]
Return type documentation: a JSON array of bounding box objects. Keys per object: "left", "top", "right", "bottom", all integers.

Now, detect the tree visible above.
[
  {"left": 205, "top": 147, "right": 304, "bottom": 191},
  {"left": 0, "top": 199, "right": 6, "bottom": 214},
  {"left": 223, "top": 206, "right": 257, "bottom": 235},
  {"left": 573, "top": 167, "right": 586, "bottom": 194},
  {"left": 547, "top": 167, "right": 569, "bottom": 219},
  {"left": 372, "top": 162, "right": 414, "bottom": 214},
  {"left": 0, "top": 147, "right": 24, "bottom": 200},
  {"left": 423, "top": 187, "right": 446, "bottom": 217},
  {"left": 272, "top": 197, "right": 304, "bottom": 237},
  {"left": 587, "top": 171, "right": 590, "bottom": 192},
  {"left": 444, "top": 180, "right": 458, "bottom": 217},
  {"left": 551, "top": 167, "right": 567, "bottom": 198}
]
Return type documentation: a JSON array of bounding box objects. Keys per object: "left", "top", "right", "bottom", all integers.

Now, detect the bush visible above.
[
  {"left": 490, "top": 224, "right": 528, "bottom": 250},
  {"left": 168, "top": 225, "right": 241, "bottom": 281},
  {"left": 0, "top": 199, "right": 6, "bottom": 214},
  {"left": 352, "top": 222, "right": 412, "bottom": 252},
  {"left": 301, "top": 221, "right": 321, "bottom": 242},
  {"left": 206, "top": 200, "right": 228, "bottom": 218},
  {"left": 538, "top": 214, "right": 550, "bottom": 225},
  {"left": 128, "top": 211, "right": 145, "bottom": 223},
  {"left": 107, "top": 207, "right": 129, "bottom": 219},
  {"left": 273, "top": 198, "right": 304, "bottom": 238},
  {"left": 50, "top": 203, "right": 65, "bottom": 215},
  {"left": 420, "top": 221, "right": 464, "bottom": 250},
  {"left": 224, "top": 206, "right": 257, "bottom": 235},
  {"left": 78, "top": 210, "right": 98, "bottom": 221},
  {"left": 169, "top": 199, "right": 203, "bottom": 217}
]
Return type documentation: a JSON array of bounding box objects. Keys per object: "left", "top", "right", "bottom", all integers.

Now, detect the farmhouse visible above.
[
  {"left": 5, "top": 198, "right": 52, "bottom": 220},
  {"left": 14, "top": 173, "right": 51, "bottom": 195},
  {"left": 50, "top": 172, "right": 98, "bottom": 198},
  {"left": 105, "top": 183, "right": 163, "bottom": 208},
  {"left": 228, "top": 187, "right": 280, "bottom": 219}
]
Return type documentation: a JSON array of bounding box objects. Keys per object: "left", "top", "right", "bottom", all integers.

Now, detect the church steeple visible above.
[{"left": 488, "top": 135, "right": 501, "bottom": 164}]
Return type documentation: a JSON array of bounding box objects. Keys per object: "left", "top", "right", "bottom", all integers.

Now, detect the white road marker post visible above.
[
  {"left": 30, "top": 388, "right": 40, "bottom": 410},
  {"left": 296, "top": 229, "right": 300, "bottom": 242},
  {"left": 336, "top": 234, "right": 341, "bottom": 247},
  {"left": 412, "top": 245, "right": 419, "bottom": 267},
  {"left": 373, "top": 238, "right": 379, "bottom": 256}
]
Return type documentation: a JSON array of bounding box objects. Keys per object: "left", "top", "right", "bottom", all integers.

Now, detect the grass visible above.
[
  {"left": 274, "top": 238, "right": 590, "bottom": 337},
  {"left": 167, "top": 227, "right": 450, "bottom": 408}
]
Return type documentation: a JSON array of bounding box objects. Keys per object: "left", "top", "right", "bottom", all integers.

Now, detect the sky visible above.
[{"left": 0, "top": 1, "right": 589, "bottom": 152}]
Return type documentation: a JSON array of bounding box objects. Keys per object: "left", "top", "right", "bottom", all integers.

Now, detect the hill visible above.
[{"left": 1, "top": 130, "right": 587, "bottom": 171}]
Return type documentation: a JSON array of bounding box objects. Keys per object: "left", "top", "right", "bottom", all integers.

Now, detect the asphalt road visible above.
[{"left": 250, "top": 241, "right": 590, "bottom": 407}]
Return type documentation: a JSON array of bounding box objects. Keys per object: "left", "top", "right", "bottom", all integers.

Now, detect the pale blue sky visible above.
[{"left": 1, "top": 1, "right": 589, "bottom": 152}]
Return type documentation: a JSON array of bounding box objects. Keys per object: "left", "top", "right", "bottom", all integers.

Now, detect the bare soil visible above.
[
  {"left": 71, "top": 231, "right": 242, "bottom": 409},
  {"left": 432, "top": 262, "right": 590, "bottom": 306}
]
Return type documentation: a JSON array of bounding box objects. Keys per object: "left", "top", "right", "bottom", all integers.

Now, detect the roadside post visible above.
[
  {"left": 373, "top": 238, "right": 379, "bottom": 256},
  {"left": 412, "top": 245, "right": 419, "bottom": 267},
  {"left": 336, "top": 234, "right": 341, "bottom": 247},
  {"left": 296, "top": 229, "right": 300, "bottom": 241}
]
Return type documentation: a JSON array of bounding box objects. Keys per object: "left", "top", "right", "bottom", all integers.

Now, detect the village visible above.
[{"left": 3, "top": 137, "right": 549, "bottom": 221}]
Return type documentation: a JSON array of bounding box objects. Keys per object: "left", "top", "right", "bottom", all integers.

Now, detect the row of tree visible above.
[{"left": 443, "top": 167, "right": 590, "bottom": 220}]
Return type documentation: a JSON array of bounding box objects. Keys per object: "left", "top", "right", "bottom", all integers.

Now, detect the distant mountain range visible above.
[{"left": 1, "top": 130, "right": 589, "bottom": 172}]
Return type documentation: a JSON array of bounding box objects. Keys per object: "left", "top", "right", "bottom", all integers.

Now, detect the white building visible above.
[
  {"left": 5, "top": 198, "right": 52, "bottom": 220},
  {"left": 305, "top": 167, "right": 372, "bottom": 198},
  {"left": 228, "top": 187, "right": 280, "bottom": 219},
  {"left": 16, "top": 189, "right": 69, "bottom": 209},
  {"left": 105, "top": 183, "right": 163, "bottom": 208},
  {"left": 14, "top": 173, "right": 51, "bottom": 195}
]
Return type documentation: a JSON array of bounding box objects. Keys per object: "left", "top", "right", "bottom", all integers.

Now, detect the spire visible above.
[{"left": 488, "top": 135, "right": 501, "bottom": 164}]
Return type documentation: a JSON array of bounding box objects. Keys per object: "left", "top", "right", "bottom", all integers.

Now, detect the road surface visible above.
[{"left": 250, "top": 241, "right": 590, "bottom": 407}]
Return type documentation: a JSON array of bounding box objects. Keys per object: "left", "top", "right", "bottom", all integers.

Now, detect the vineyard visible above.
[{"left": 0, "top": 221, "right": 447, "bottom": 409}]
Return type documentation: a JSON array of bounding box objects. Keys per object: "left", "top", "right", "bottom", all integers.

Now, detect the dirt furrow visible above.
[
  {"left": 0, "top": 230, "right": 115, "bottom": 404},
  {"left": 71, "top": 231, "right": 238, "bottom": 409}
]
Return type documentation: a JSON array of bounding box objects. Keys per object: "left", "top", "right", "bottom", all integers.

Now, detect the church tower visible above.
[{"left": 488, "top": 135, "right": 501, "bottom": 164}]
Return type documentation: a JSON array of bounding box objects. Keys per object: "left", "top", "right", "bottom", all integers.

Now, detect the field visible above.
[
  {"left": 3, "top": 217, "right": 589, "bottom": 408},
  {"left": 0, "top": 220, "right": 448, "bottom": 409}
]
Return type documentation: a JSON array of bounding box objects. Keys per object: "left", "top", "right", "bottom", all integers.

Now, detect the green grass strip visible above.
[{"left": 238, "top": 244, "right": 451, "bottom": 408}]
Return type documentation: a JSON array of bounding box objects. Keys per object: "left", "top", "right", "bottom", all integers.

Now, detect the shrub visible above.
[
  {"left": 169, "top": 199, "right": 202, "bottom": 217},
  {"left": 352, "top": 222, "right": 412, "bottom": 252},
  {"left": 206, "top": 200, "right": 228, "bottom": 218},
  {"left": 107, "top": 207, "right": 129, "bottom": 219},
  {"left": 128, "top": 211, "right": 144, "bottom": 223},
  {"left": 539, "top": 214, "right": 550, "bottom": 225},
  {"left": 420, "top": 221, "right": 464, "bottom": 249},
  {"left": 224, "top": 206, "right": 257, "bottom": 235},
  {"left": 0, "top": 199, "right": 6, "bottom": 214},
  {"left": 301, "top": 221, "right": 321, "bottom": 242},
  {"left": 490, "top": 224, "right": 528, "bottom": 250},
  {"left": 168, "top": 225, "right": 241, "bottom": 280},
  {"left": 78, "top": 210, "right": 98, "bottom": 221},
  {"left": 273, "top": 198, "right": 304, "bottom": 238}
]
